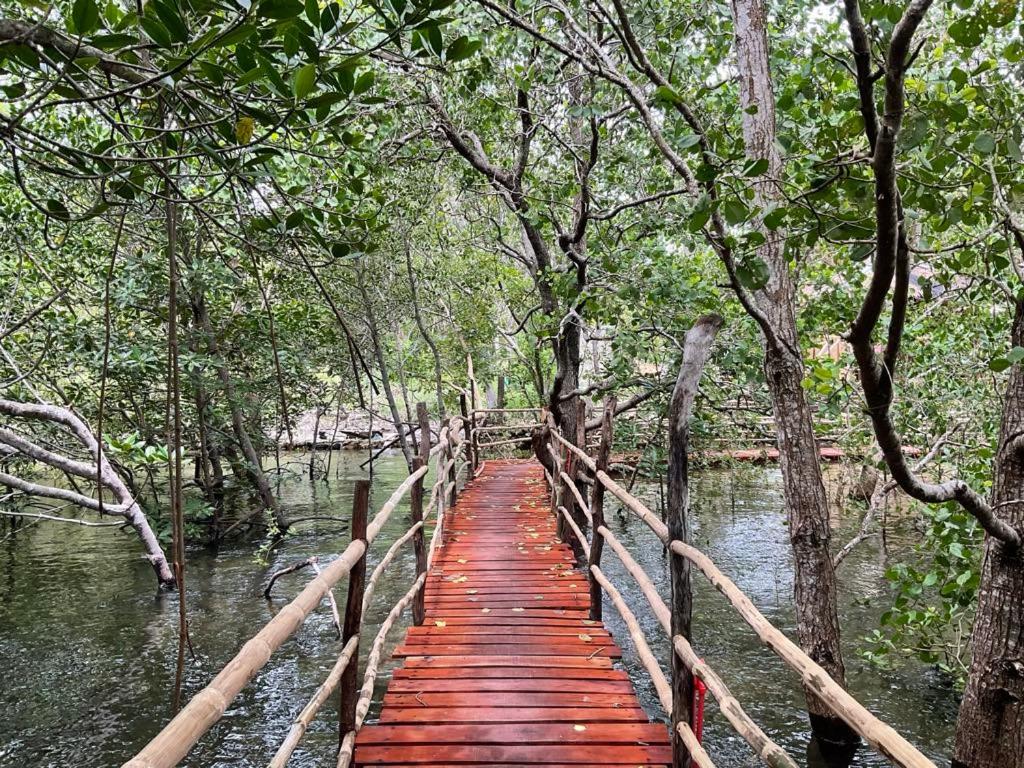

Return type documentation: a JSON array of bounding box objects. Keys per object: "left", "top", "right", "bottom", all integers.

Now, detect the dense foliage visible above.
[{"left": 2, "top": 0, "right": 1023, "bottom": 762}]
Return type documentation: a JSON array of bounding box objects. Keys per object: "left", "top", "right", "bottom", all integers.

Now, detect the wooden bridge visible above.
[
  {"left": 122, "top": 392, "right": 938, "bottom": 768},
  {"left": 355, "top": 459, "right": 670, "bottom": 766}
]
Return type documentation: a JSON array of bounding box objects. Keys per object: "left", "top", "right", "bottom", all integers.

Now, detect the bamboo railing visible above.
[
  {"left": 123, "top": 399, "right": 473, "bottom": 768},
  {"left": 123, "top": 383, "right": 935, "bottom": 768},
  {"left": 524, "top": 406, "right": 937, "bottom": 768}
]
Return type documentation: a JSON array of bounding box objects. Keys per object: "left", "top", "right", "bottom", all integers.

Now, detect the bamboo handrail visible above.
[
  {"left": 589, "top": 564, "right": 672, "bottom": 711},
  {"left": 366, "top": 464, "right": 428, "bottom": 544},
  {"left": 335, "top": 731, "right": 355, "bottom": 768},
  {"left": 472, "top": 407, "right": 542, "bottom": 413},
  {"left": 473, "top": 423, "right": 537, "bottom": 433},
  {"left": 122, "top": 399, "right": 481, "bottom": 768},
  {"left": 592, "top": 524, "right": 796, "bottom": 767},
  {"left": 596, "top": 525, "right": 670, "bottom": 630},
  {"left": 475, "top": 436, "right": 533, "bottom": 449},
  {"left": 559, "top": 470, "right": 592, "bottom": 522},
  {"left": 556, "top": 506, "right": 590, "bottom": 559},
  {"left": 670, "top": 539, "right": 933, "bottom": 767},
  {"left": 352, "top": 572, "right": 428, "bottom": 732},
  {"left": 547, "top": 425, "right": 935, "bottom": 768},
  {"left": 671, "top": 636, "right": 797, "bottom": 768},
  {"left": 275, "top": 422, "right": 459, "bottom": 766},
  {"left": 267, "top": 635, "right": 359, "bottom": 768},
  {"left": 676, "top": 722, "right": 717, "bottom": 768},
  {"left": 363, "top": 520, "right": 424, "bottom": 615},
  {"left": 122, "top": 540, "right": 367, "bottom": 768}
]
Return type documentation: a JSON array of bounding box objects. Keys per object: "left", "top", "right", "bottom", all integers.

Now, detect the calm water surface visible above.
[{"left": 0, "top": 453, "right": 956, "bottom": 767}]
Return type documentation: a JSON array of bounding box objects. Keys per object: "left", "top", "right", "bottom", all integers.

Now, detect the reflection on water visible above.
[{"left": 0, "top": 455, "right": 956, "bottom": 767}]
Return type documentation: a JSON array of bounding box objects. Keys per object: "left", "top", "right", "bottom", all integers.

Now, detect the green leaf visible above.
[
  {"left": 722, "top": 199, "right": 748, "bottom": 225},
  {"left": 677, "top": 134, "right": 702, "bottom": 150},
  {"left": 763, "top": 208, "right": 786, "bottom": 230},
  {"left": 305, "top": 0, "right": 320, "bottom": 26},
  {"left": 293, "top": 63, "right": 317, "bottom": 100},
  {"left": 139, "top": 16, "right": 173, "bottom": 48},
  {"left": 851, "top": 243, "right": 874, "bottom": 261},
  {"left": 46, "top": 199, "right": 71, "bottom": 220},
  {"left": 151, "top": 0, "right": 188, "bottom": 43},
  {"left": 353, "top": 70, "right": 375, "bottom": 95},
  {"left": 71, "top": 0, "right": 101, "bottom": 35},
  {"left": 260, "top": 0, "right": 304, "bottom": 19},
  {"left": 988, "top": 357, "right": 1011, "bottom": 372},
  {"left": 445, "top": 36, "right": 482, "bottom": 63},
  {"left": 743, "top": 158, "right": 770, "bottom": 177},
  {"left": 737, "top": 257, "right": 769, "bottom": 291},
  {"left": 974, "top": 132, "right": 996, "bottom": 154},
  {"left": 653, "top": 85, "right": 682, "bottom": 106}
]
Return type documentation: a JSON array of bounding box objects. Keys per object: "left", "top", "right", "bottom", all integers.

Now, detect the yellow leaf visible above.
[
  {"left": 481, "top": 608, "right": 491, "bottom": 613},
  {"left": 512, "top": 607, "right": 524, "bottom": 612},
  {"left": 578, "top": 633, "right": 593, "bottom": 642},
  {"left": 457, "top": 558, "right": 468, "bottom": 564},
  {"left": 434, "top": 620, "right": 447, "bottom": 628},
  {"left": 234, "top": 116, "right": 255, "bottom": 144},
  {"left": 574, "top": 724, "right": 587, "bottom": 732},
  {"left": 466, "top": 589, "right": 478, "bottom": 594}
]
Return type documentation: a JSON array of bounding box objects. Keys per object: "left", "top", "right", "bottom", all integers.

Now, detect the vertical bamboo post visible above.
[
  {"left": 411, "top": 403, "right": 431, "bottom": 625},
  {"left": 460, "top": 393, "right": 476, "bottom": 469},
  {"left": 410, "top": 454, "right": 426, "bottom": 625},
  {"left": 588, "top": 396, "right": 616, "bottom": 622},
  {"left": 466, "top": 355, "right": 479, "bottom": 464},
  {"left": 446, "top": 437, "right": 457, "bottom": 508},
  {"left": 339, "top": 480, "right": 369, "bottom": 750},
  {"left": 667, "top": 315, "right": 722, "bottom": 767},
  {"left": 668, "top": 414, "right": 694, "bottom": 767}
]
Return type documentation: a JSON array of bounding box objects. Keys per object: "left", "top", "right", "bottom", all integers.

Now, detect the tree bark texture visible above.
[
  {"left": 953, "top": 300, "right": 1024, "bottom": 768},
  {"left": 730, "top": 0, "right": 856, "bottom": 744}
]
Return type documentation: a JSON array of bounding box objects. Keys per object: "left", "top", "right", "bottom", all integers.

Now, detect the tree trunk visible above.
[
  {"left": 952, "top": 300, "right": 1024, "bottom": 768},
  {"left": 405, "top": 246, "right": 446, "bottom": 421},
  {"left": 730, "top": 0, "right": 857, "bottom": 745},
  {"left": 358, "top": 272, "right": 414, "bottom": 470},
  {"left": 192, "top": 290, "right": 285, "bottom": 530},
  {"left": 0, "top": 399, "right": 175, "bottom": 588}
]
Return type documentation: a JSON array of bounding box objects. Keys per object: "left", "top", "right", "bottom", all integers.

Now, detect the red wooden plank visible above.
[
  {"left": 381, "top": 692, "right": 638, "bottom": 708},
  {"left": 400, "top": 654, "right": 614, "bottom": 668},
  {"left": 386, "top": 678, "right": 634, "bottom": 693},
  {"left": 392, "top": 667, "right": 629, "bottom": 681},
  {"left": 355, "top": 745, "right": 672, "bottom": 765},
  {"left": 352, "top": 460, "right": 670, "bottom": 768},
  {"left": 355, "top": 723, "right": 669, "bottom": 744},
  {"left": 378, "top": 706, "right": 649, "bottom": 724}
]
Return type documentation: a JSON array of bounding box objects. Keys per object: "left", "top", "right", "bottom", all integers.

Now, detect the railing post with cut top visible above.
[
  {"left": 459, "top": 393, "right": 475, "bottom": 468},
  {"left": 446, "top": 425, "right": 458, "bottom": 508},
  {"left": 338, "top": 480, "right": 369, "bottom": 751},
  {"left": 411, "top": 402, "right": 430, "bottom": 626},
  {"left": 588, "top": 396, "right": 616, "bottom": 622},
  {"left": 667, "top": 314, "right": 722, "bottom": 766}
]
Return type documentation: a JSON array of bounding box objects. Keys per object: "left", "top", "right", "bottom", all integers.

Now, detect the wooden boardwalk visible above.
[{"left": 354, "top": 459, "right": 671, "bottom": 766}]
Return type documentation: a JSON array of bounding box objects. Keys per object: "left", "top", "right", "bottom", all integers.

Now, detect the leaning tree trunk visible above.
[
  {"left": 0, "top": 399, "right": 175, "bottom": 588},
  {"left": 952, "top": 300, "right": 1024, "bottom": 768},
  {"left": 730, "top": 0, "right": 857, "bottom": 745}
]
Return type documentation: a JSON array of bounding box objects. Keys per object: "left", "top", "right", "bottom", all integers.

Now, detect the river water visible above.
[{"left": 0, "top": 452, "right": 956, "bottom": 767}]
